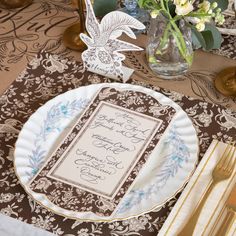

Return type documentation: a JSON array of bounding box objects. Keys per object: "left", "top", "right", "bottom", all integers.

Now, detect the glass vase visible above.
[
  {"left": 147, "top": 14, "right": 193, "bottom": 78},
  {"left": 119, "top": 0, "right": 149, "bottom": 34}
]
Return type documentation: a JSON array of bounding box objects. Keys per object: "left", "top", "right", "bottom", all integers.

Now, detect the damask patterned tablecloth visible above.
[
  {"left": 0, "top": 0, "right": 236, "bottom": 109},
  {"left": 212, "top": 0, "right": 236, "bottom": 60},
  {"left": 0, "top": 1, "right": 235, "bottom": 235},
  {"left": 0, "top": 51, "right": 235, "bottom": 235}
]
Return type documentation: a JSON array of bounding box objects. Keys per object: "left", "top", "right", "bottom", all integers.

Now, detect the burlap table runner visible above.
[
  {"left": 0, "top": 51, "right": 235, "bottom": 235},
  {"left": 0, "top": 0, "right": 235, "bottom": 109}
]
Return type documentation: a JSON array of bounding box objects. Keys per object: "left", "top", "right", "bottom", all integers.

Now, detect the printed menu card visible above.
[{"left": 29, "top": 86, "right": 176, "bottom": 217}]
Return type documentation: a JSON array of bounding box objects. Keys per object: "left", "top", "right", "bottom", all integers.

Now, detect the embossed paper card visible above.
[
  {"left": 80, "top": 0, "right": 145, "bottom": 82},
  {"left": 29, "top": 86, "right": 176, "bottom": 217}
]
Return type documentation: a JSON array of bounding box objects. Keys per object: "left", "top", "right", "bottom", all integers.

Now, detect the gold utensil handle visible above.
[
  {"left": 215, "top": 209, "right": 236, "bottom": 236},
  {"left": 177, "top": 182, "right": 215, "bottom": 236}
]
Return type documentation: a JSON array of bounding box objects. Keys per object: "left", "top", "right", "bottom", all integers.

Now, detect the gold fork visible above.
[{"left": 177, "top": 143, "right": 236, "bottom": 236}]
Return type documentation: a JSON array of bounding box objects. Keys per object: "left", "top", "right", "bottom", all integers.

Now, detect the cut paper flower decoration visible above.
[{"left": 80, "top": 0, "right": 145, "bottom": 82}]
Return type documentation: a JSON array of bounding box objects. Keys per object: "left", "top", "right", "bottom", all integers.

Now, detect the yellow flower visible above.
[{"left": 174, "top": 0, "right": 194, "bottom": 16}]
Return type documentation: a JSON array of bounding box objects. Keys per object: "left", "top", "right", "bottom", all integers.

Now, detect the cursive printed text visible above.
[
  {"left": 80, "top": 167, "right": 105, "bottom": 184},
  {"left": 115, "top": 112, "right": 151, "bottom": 143},
  {"left": 92, "top": 134, "right": 135, "bottom": 154},
  {"left": 74, "top": 149, "right": 124, "bottom": 184}
]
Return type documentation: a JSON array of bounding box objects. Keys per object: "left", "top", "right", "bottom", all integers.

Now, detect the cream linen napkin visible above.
[
  {"left": 158, "top": 140, "right": 236, "bottom": 236},
  {"left": 0, "top": 213, "right": 53, "bottom": 236}
]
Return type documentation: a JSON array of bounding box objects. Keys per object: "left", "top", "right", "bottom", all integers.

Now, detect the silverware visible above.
[
  {"left": 177, "top": 143, "right": 236, "bottom": 236},
  {"left": 215, "top": 184, "right": 236, "bottom": 236}
]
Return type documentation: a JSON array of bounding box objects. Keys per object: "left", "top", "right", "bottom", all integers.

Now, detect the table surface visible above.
[
  {"left": 0, "top": 1, "right": 235, "bottom": 236},
  {"left": 0, "top": 1, "right": 235, "bottom": 110}
]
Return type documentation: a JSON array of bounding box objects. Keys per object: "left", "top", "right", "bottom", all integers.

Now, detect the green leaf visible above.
[
  {"left": 192, "top": 31, "right": 202, "bottom": 49},
  {"left": 138, "top": 0, "right": 145, "bottom": 8},
  {"left": 138, "top": 0, "right": 160, "bottom": 10},
  {"left": 201, "top": 31, "right": 214, "bottom": 50},
  {"left": 168, "top": 2, "right": 176, "bottom": 18},
  {"left": 190, "top": 25, "right": 206, "bottom": 49},
  {"left": 202, "top": 23, "right": 222, "bottom": 50},
  {"left": 93, "top": 0, "right": 117, "bottom": 17},
  {"left": 208, "top": 0, "right": 229, "bottom": 11},
  {"left": 190, "top": 23, "right": 222, "bottom": 51}
]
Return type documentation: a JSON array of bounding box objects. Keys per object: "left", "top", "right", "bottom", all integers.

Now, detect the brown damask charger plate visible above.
[{"left": 14, "top": 82, "right": 198, "bottom": 222}]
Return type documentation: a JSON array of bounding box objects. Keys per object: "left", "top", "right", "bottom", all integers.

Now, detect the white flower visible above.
[
  {"left": 199, "top": 1, "right": 211, "bottom": 12},
  {"left": 198, "top": 112, "right": 212, "bottom": 126},
  {"left": 31, "top": 215, "right": 55, "bottom": 230},
  {"left": 29, "top": 57, "right": 42, "bottom": 69},
  {"left": 211, "top": 2, "right": 218, "bottom": 9},
  {"left": 191, "top": 17, "right": 201, "bottom": 24},
  {"left": 1, "top": 207, "right": 14, "bottom": 216},
  {"left": 43, "top": 55, "right": 68, "bottom": 74},
  {"left": 174, "top": 0, "right": 187, "bottom": 4},
  {"left": 34, "top": 177, "right": 52, "bottom": 192},
  {"left": 169, "top": 91, "right": 184, "bottom": 101},
  {"left": 196, "top": 21, "right": 205, "bottom": 31},
  {"left": 77, "top": 228, "right": 89, "bottom": 236},
  {"left": 208, "top": 9, "right": 213, "bottom": 14},
  {"left": 150, "top": 9, "right": 160, "bottom": 18},
  {"left": 0, "top": 193, "right": 14, "bottom": 203},
  {"left": 174, "top": 0, "right": 194, "bottom": 16},
  {"left": 215, "top": 11, "right": 225, "bottom": 25},
  {"left": 123, "top": 215, "right": 151, "bottom": 231}
]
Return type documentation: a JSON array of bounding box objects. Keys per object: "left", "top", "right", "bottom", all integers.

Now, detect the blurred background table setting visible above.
[{"left": 0, "top": 0, "right": 235, "bottom": 236}]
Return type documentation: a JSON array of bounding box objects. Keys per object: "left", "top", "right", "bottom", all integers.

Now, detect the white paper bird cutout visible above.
[{"left": 80, "top": 0, "right": 145, "bottom": 82}]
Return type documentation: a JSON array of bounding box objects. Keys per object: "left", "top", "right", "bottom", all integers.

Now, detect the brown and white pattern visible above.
[
  {"left": 0, "top": 51, "right": 235, "bottom": 235},
  {"left": 0, "top": 0, "right": 235, "bottom": 234},
  {"left": 0, "top": 0, "right": 236, "bottom": 108},
  {"left": 213, "top": 15, "right": 236, "bottom": 60},
  {"left": 29, "top": 86, "right": 175, "bottom": 217}
]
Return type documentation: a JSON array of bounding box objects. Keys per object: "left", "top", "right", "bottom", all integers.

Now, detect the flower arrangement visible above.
[{"left": 138, "top": 0, "right": 228, "bottom": 66}]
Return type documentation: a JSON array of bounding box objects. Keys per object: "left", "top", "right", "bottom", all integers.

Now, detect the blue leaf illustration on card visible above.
[
  {"left": 117, "top": 126, "right": 190, "bottom": 214},
  {"left": 27, "top": 98, "right": 89, "bottom": 177}
]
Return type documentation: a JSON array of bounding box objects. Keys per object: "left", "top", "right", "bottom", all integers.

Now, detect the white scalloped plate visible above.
[{"left": 14, "top": 83, "right": 198, "bottom": 221}]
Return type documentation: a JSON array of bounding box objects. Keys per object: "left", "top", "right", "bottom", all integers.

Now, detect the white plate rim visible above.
[{"left": 14, "top": 82, "right": 199, "bottom": 222}]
